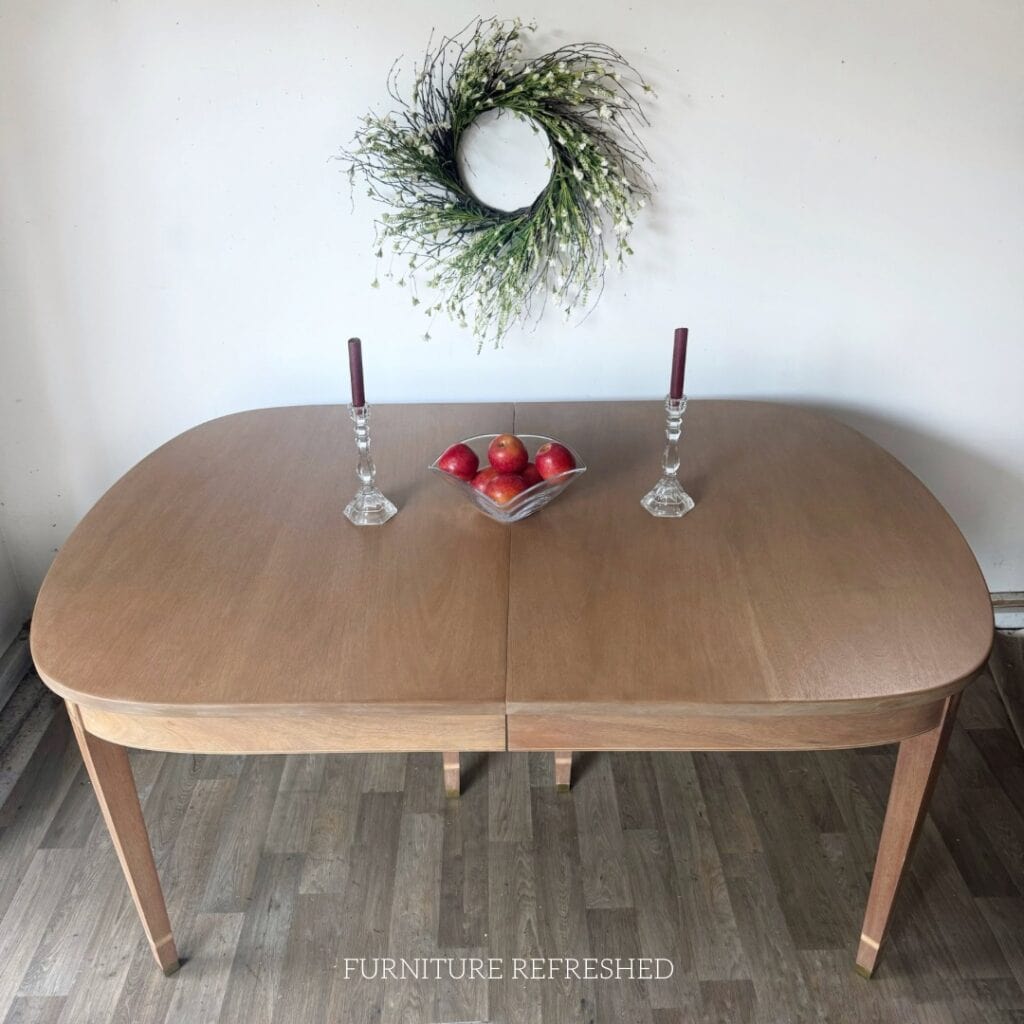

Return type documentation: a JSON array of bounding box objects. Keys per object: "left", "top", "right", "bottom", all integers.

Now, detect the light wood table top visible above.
[{"left": 32, "top": 400, "right": 991, "bottom": 753}]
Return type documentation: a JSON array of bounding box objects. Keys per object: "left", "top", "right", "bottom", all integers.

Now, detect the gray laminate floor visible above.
[{"left": 0, "top": 674, "right": 1022, "bottom": 1024}]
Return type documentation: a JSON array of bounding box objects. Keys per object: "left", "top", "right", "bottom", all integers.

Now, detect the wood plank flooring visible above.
[
  {"left": 1, "top": 674, "right": 1022, "bottom": 1023},
  {"left": 0, "top": 633, "right": 59, "bottom": 810}
]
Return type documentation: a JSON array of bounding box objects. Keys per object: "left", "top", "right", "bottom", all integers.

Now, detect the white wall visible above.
[{"left": 1, "top": 0, "right": 1022, "bottom": 600}]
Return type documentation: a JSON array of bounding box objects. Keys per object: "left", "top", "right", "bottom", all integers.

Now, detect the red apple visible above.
[
  {"left": 437, "top": 442, "right": 478, "bottom": 481},
  {"left": 487, "top": 433, "right": 528, "bottom": 474},
  {"left": 521, "top": 462, "right": 543, "bottom": 488},
  {"left": 471, "top": 466, "right": 498, "bottom": 493},
  {"left": 535, "top": 442, "right": 576, "bottom": 479},
  {"left": 485, "top": 472, "right": 528, "bottom": 505}
]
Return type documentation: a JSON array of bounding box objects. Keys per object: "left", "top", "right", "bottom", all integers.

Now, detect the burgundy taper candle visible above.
[
  {"left": 669, "top": 327, "right": 688, "bottom": 400},
  {"left": 348, "top": 337, "right": 366, "bottom": 408}
]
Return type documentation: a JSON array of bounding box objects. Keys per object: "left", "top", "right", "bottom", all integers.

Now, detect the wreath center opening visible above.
[{"left": 455, "top": 108, "right": 554, "bottom": 214}]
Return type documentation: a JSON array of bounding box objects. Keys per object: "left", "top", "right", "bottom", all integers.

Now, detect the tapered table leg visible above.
[
  {"left": 856, "top": 693, "right": 960, "bottom": 978},
  {"left": 67, "top": 702, "right": 180, "bottom": 975},
  {"left": 443, "top": 751, "right": 460, "bottom": 798},
  {"left": 554, "top": 750, "right": 572, "bottom": 792}
]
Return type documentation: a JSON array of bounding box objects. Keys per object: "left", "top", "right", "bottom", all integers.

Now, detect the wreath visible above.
[{"left": 343, "top": 17, "right": 654, "bottom": 344}]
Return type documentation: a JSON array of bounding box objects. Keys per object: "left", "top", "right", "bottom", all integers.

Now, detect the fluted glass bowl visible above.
[{"left": 429, "top": 434, "right": 586, "bottom": 523}]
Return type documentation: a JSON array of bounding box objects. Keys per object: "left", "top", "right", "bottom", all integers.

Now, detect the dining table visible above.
[{"left": 30, "top": 400, "right": 993, "bottom": 980}]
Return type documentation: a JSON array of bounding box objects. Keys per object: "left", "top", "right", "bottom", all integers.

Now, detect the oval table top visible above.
[{"left": 32, "top": 401, "right": 992, "bottom": 731}]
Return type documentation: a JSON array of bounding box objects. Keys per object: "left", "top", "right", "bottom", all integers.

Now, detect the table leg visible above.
[
  {"left": 443, "top": 751, "right": 460, "bottom": 797},
  {"left": 66, "top": 702, "right": 180, "bottom": 975},
  {"left": 856, "top": 693, "right": 960, "bottom": 978},
  {"left": 554, "top": 750, "right": 572, "bottom": 792}
]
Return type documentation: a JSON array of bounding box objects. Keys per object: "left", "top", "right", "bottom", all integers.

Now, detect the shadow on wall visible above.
[{"left": 783, "top": 398, "right": 1022, "bottom": 588}]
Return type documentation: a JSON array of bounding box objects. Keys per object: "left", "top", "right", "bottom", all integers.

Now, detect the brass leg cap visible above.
[
  {"left": 163, "top": 959, "right": 182, "bottom": 977},
  {"left": 445, "top": 788, "right": 460, "bottom": 799},
  {"left": 556, "top": 784, "right": 571, "bottom": 793},
  {"left": 854, "top": 962, "right": 874, "bottom": 980}
]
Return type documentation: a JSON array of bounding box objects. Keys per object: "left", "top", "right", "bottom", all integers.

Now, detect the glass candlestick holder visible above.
[
  {"left": 641, "top": 395, "right": 695, "bottom": 518},
  {"left": 344, "top": 404, "right": 397, "bottom": 526}
]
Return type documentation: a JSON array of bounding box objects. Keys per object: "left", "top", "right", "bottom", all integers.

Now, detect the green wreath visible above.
[{"left": 343, "top": 17, "right": 654, "bottom": 344}]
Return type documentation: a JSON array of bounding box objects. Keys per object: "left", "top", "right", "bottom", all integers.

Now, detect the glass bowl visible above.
[{"left": 429, "top": 434, "right": 587, "bottom": 523}]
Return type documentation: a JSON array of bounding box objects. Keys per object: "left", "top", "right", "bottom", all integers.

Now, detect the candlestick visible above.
[
  {"left": 669, "top": 327, "right": 688, "bottom": 401},
  {"left": 343, "top": 403, "right": 398, "bottom": 526},
  {"left": 348, "top": 337, "right": 366, "bottom": 408},
  {"left": 641, "top": 395, "right": 695, "bottom": 518}
]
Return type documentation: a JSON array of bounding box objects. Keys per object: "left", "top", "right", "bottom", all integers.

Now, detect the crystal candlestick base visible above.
[
  {"left": 344, "top": 404, "right": 397, "bottom": 526},
  {"left": 641, "top": 396, "right": 695, "bottom": 518}
]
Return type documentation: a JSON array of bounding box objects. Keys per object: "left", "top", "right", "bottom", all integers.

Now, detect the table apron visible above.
[
  {"left": 78, "top": 705, "right": 507, "bottom": 754},
  {"left": 506, "top": 698, "right": 948, "bottom": 751},
  {"left": 81, "top": 696, "right": 951, "bottom": 755}
]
